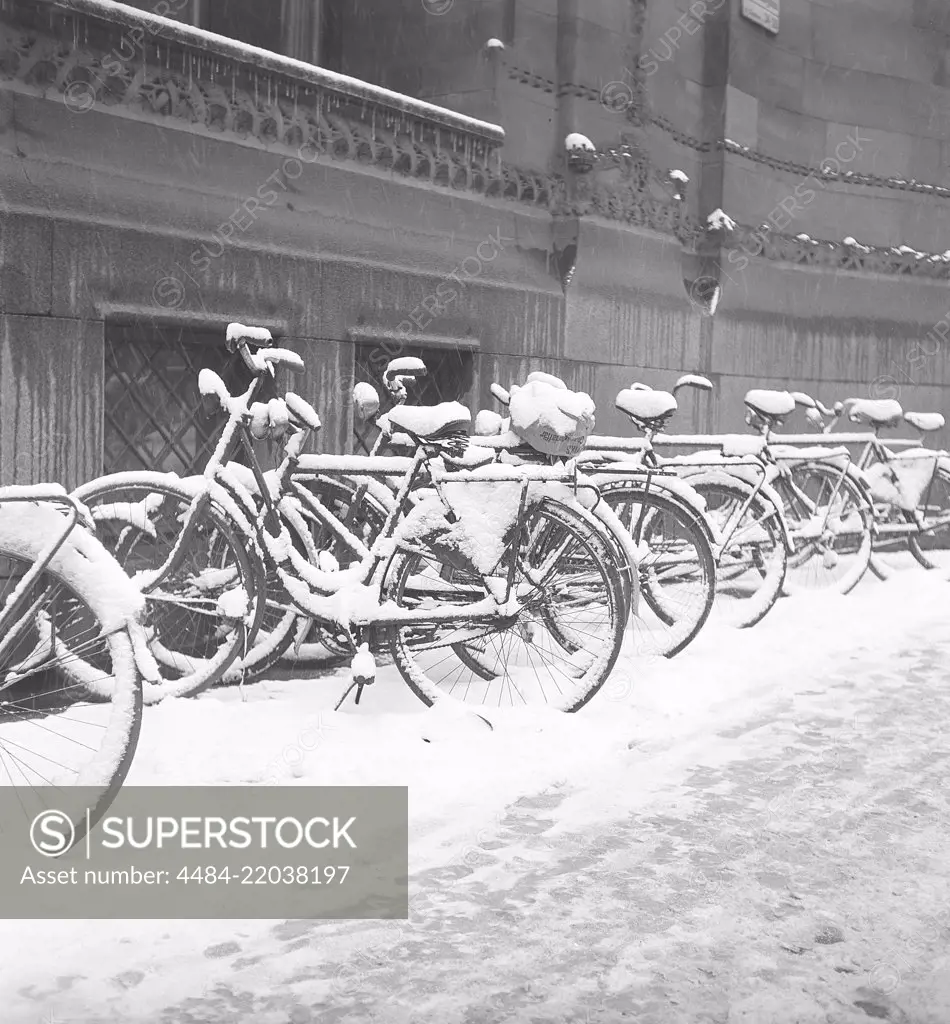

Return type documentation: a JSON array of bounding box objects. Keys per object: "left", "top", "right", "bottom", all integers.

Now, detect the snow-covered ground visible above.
[{"left": 4, "top": 558, "right": 950, "bottom": 1023}]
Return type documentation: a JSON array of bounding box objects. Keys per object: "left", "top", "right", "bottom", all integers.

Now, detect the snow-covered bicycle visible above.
[
  {"left": 791, "top": 394, "right": 950, "bottom": 575},
  {"left": 0, "top": 486, "right": 148, "bottom": 848}
]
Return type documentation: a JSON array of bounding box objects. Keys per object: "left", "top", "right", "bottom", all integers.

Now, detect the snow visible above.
[
  {"left": 508, "top": 381, "right": 595, "bottom": 457},
  {"left": 248, "top": 347, "right": 306, "bottom": 374},
  {"left": 845, "top": 398, "right": 903, "bottom": 426},
  {"left": 674, "top": 373, "right": 713, "bottom": 392},
  {"left": 197, "top": 367, "right": 230, "bottom": 404},
  {"left": 65, "top": 0, "right": 505, "bottom": 141},
  {"left": 525, "top": 371, "right": 568, "bottom": 390},
  {"left": 615, "top": 388, "right": 678, "bottom": 420},
  {"left": 904, "top": 411, "right": 945, "bottom": 432},
  {"left": 384, "top": 401, "right": 471, "bottom": 437},
  {"left": 0, "top": 499, "right": 145, "bottom": 633},
  {"left": 285, "top": 392, "right": 322, "bottom": 431},
  {"left": 707, "top": 208, "right": 737, "bottom": 232},
  {"left": 744, "top": 389, "right": 797, "bottom": 417},
  {"left": 8, "top": 567, "right": 950, "bottom": 1021},
  {"left": 352, "top": 382, "right": 381, "bottom": 421},
  {"left": 769, "top": 445, "right": 852, "bottom": 469},
  {"left": 719, "top": 434, "right": 767, "bottom": 457},
  {"left": 351, "top": 643, "right": 376, "bottom": 684},
  {"left": 386, "top": 357, "right": 428, "bottom": 375},
  {"left": 226, "top": 322, "right": 273, "bottom": 345},
  {"left": 866, "top": 450, "right": 940, "bottom": 512},
  {"left": 565, "top": 133, "right": 596, "bottom": 152},
  {"left": 395, "top": 475, "right": 525, "bottom": 577},
  {"left": 216, "top": 586, "right": 250, "bottom": 621},
  {"left": 474, "top": 409, "right": 504, "bottom": 436},
  {"left": 669, "top": 169, "right": 689, "bottom": 183}
]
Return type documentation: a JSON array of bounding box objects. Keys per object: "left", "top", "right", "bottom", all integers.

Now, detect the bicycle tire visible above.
[
  {"left": 598, "top": 482, "right": 716, "bottom": 656},
  {"left": 72, "top": 476, "right": 263, "bottom": 700},
  {"left": 684, "top": 473, "right": 788, "bottom": 628},
  {"left": 0, "top": 502, "right": 142, "bottom": 846},
  {"left": 908, "top": 463, "right": 950, "bottom": 571},
  {"left": 778, "top": 462, "right": 873, "bottom": 594},
  {"left": 382, "top": 495, "right": 627, "bottom": 712}
]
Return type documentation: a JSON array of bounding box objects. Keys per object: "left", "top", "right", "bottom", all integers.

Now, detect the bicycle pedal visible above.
[{"left": 351, "top": 642, "right": 376, "bottom": 692}]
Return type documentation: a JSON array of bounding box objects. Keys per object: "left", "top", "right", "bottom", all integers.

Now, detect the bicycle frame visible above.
[{"left": 801, "top": 412, "right": 950, "bottom": 540}]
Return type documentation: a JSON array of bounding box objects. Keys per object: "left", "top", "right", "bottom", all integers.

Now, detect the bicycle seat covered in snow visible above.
[
  {"left": 903, "top": 411, "right": 945, "bottom": 432},
  {"left": 744, "top": 390, "right": 796, "bottom": 420},
  {"left": 615, "top": 388, "right": 678, "bottom": 424},
  {"left": 844, "top": 398, "right": 903, "bottom": 428},
  {"left": 383, "top": 402, "right": 471, "bottom": 440}
]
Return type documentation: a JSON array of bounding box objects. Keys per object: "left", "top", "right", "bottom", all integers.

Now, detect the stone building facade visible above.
[{"left": 0, "top": 0, "right": 948, "bottom": 487}]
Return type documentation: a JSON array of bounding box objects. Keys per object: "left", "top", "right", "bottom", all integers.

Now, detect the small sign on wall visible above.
[{"left": 741, "top": 0, "right": 779, "bottom": 34}]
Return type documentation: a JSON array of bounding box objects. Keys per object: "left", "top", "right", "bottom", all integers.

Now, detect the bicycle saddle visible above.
[
  {"left": 384, "top": 402, "right": 471, "bottom": 440},
  {"left": 743, "top": 390, "right": 796, "bottom": 422},
  {"left": 903, "top": 411, "right": 945, "bottom": 432},
  {"left": 615, "top": 388, "right": 677, "bottom": 424},
  {"left": 843, "top": 398, "right": 903, "bottom": 428}
]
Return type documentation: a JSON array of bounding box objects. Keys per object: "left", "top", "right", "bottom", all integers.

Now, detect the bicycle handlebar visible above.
[
  {"left": 383, "top": 357, "right": 427, "bottom": 392},
  {"left": 226, "top": 323, "right": 273, "bottom": 350},
  {"left": 490, "top": 382, "right": 511, "bottom": 407}
]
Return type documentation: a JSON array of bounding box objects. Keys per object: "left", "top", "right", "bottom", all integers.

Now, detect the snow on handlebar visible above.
[
  {"left": 198, "top": 368, "right": 232, "bottom": 408},
  {"left": 490, "top": 382, "right": 510, "bottom": 406},
  {"left": 226, "top": 323, "right": 273, "bottom": 348},
  {"left": 245, "top": 347, "right": 306, "bottom": 374}
]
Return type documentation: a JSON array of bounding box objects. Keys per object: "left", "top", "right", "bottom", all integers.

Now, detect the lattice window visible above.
[
  {"left": 103, "top": 321, "right": 273, "bottom": 476},
  {"left": 351, "top": 343, "right": 476, "bottom": 455}
]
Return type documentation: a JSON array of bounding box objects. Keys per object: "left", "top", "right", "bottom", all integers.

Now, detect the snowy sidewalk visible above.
[{"left": 5, "top": 567, "right": 950, "bottom": 1023}]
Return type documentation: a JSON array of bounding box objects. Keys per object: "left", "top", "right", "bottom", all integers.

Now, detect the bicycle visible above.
[
  {"left": 791, "top": 394, "right": 950, "bottom": 575},
  {"left": 0, "top": 485, "right": 148, "bottom": 849},
  {"left": 82, "top": 325, "right": 630, "bottom": 712},
  {"left": 591, "top": 384, "right": 874, "bottom": 625}
]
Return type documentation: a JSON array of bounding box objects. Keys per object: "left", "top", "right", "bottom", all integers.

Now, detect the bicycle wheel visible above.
[
  {"left": 598, "top": 482, "right": 716, "bottom": 656},
  {"left": 778, "top": 463, "right": 873, "bottom": 593},
  {"left": 685, "top": 473, "right": 788, "bottom": 628},
  {"left": 73, "top": 477, "right": 263, "bottom": 700},
  {"left": 0, "top": 501, "right": 142, "bottom": 846},
  {"left": 382, "top": 496, "right": 626, "bottom": 712},
  {"left": 908, "top": 462, "right": 950, "bottom": 572}
]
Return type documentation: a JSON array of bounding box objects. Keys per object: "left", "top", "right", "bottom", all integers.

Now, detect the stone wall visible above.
[
  {"left": 720, "top": 0, "right": 950, "bottom": 251},
  {"left": 1, "top": 0, "right": 949, "bottom": 494}
]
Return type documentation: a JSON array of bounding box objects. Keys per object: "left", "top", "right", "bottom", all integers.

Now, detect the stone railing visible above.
[
  {"left": 0, "top": 0, "right": 504, "bottom": 170},
  {"left": 722, "top": 223, "right": 950, "bottom": 281}
]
